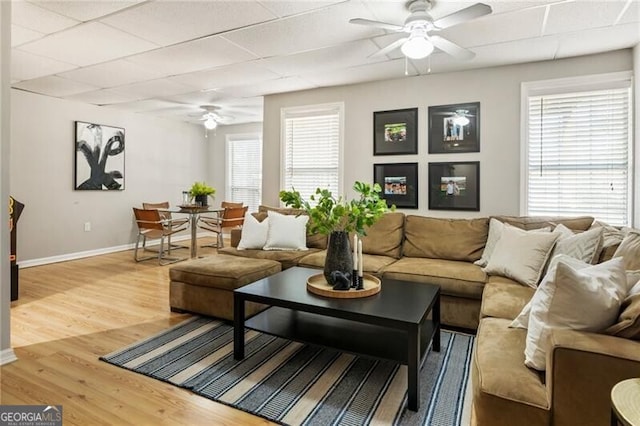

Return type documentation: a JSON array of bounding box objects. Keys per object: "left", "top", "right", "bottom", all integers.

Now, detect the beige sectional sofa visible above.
[{"left": 174, "top": 206, "right": 640, "bottom": 426}]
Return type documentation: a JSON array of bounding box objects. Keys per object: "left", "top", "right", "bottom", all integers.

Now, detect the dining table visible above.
[{"left": 164, "top": 205, "right": 223, "bottom": 259}]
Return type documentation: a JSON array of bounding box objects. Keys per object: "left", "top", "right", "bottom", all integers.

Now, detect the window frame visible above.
[
  {"left": 225, "top": 132, "right": 262, "bottom": 212},
  {"left": 520, "top": 71, "right": 633, "bottom": 225},
  {"left": 279, "top": 102, "right": 345, "bottom": 201}
]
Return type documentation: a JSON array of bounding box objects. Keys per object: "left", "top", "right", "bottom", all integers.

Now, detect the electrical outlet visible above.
[{"left": 84, "top": 222, "right": 91, "bottom": 232}]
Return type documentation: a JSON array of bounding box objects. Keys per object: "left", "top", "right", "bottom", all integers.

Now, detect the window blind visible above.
[
  {"left": 526, "top": 85, "right": 631, "bottom": 225},
  {"left": 226, "top": 136, "right": 262, "bottom": 213},
  {"left": 282, "top": 105, "right": 341, "bottom": 202}
]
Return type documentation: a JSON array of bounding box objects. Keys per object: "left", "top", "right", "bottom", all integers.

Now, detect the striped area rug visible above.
[{"left": 101, "top": 316, "right": 474, "bottom": 426}]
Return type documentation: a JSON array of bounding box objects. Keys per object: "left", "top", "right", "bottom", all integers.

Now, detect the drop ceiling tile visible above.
[
  {"left": 31, "top": 1, "right": 145, "bottom": 22},
  {"left": 163, "top": 91, "right": 226, "bottom": 108},
  {"left": 303, "top": 59, "right": 416, "bottom": 88},
  {"left": 617, "top": 1, "right": 639, "bottom": 25},
  {"left": 11, "top": 49, "right": 77, "bottom": 81},
  {"left": 107, "top": 99, "right": 185, "bottom": 112},
  {"left": 11, "top": 1, "right": 79, "bottom": 34},
  {"left": 63, "top": 88, "right": 142, "bottom": 105},
  {"left": 221, "top": 76, "right": 318, "bottom": 98},
  {"left": 223, "top": 1, "right": 383, "bottom": 57},
  {"left": 57, "top": 59, "right": 165, "bottom": 88},
  {"left": 100, "top": 1, "right": 277, "bottom": 47},
  {"left": 257, "top": 1, "right": 346, "bottom": 18},
  {"left": 13, "top": 75, "right": 98, "bottom": 97},
  {"left": 439, "top": 7, "right": 545, "bottom": 48},
  {"left": 170, "top": 61, "right": 280, "bottom": 91},
  {"left": 544, "top": 1, "right": 627, "bottom": 35},
  {"left": 126, "top": 36, "right": 257, "bottom": 77},
  {"left": 259, "top": 39, "right": 382, "bottom": 77},
  {"left": 19, "top": 22, "right": 159, "bottom": 67},
  {"left": 11, "top": 24, "right": 44, "bottom": 47},
  {"left": 555, "top": 23, "right": 640, "bottom": 58},
  {"left": 111, "top": 78, "right": 194, "bottom": 99}
]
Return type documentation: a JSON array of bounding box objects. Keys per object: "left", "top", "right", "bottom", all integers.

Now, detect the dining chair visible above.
[
  {"left": 133, "top": 208, "right": 189, "bottom": 265},
  {"left": 198, "top": 204, "right": 248, "bottom": 248},
  {"left": 142, "top": 201, "right": 189, "bottom": 250}
]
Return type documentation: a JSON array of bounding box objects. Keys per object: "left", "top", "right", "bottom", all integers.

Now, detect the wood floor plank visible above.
[{"left": 1, "top": 238, "right": 277, "bottom": 425}]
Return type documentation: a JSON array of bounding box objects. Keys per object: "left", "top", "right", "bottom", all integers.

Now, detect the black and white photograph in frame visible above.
[
  {"left": 75, "top": 121, "right": 125, "bottom": 190},
  {"left": 373, "top": 108, "right": 418, "bottom": 155},
  {"left": 428, "top": 102, "right": 480, "bottom": 153},
  {"left": 428, "top": 161, "right": 480, "bottom": 211},
  {"left": 374, "top": 163, "right": 418, "bottom": 209}
]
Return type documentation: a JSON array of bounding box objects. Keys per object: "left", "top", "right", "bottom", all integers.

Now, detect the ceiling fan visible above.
[
  {"left": 350, "top": 0, "right": 491, "bottom": 61},
  {"left": 196, "top": 105, "right": 233, "bottom": 130}
]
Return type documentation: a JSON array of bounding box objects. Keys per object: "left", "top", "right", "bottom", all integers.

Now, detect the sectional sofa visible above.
[{"left": 169, "top": 206, "right": 640, "bottom": 426}]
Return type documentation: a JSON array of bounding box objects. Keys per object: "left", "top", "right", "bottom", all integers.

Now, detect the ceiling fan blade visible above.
[
  {"left": 349, "top": 18, "right": 404, "bottom": 32},
  {"left": 369, "top": 37, "right": 408, "bottom": 58},
  {"left": 430, "top": 35, "right": 475, "bottom": 61},
  {"left": 432, "top": 3, "right": 492, "bottom": 30}
]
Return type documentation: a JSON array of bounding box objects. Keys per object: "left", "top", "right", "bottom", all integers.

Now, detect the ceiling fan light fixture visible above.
[
  {"left": 401, "top": 35, "right": 434, "bottom": 59},
  {"left": 453, "top": 115, "right": 470, "bottom": 126},
  {"left": 204, "top": 116, "right": 217, "bottom": 130}
]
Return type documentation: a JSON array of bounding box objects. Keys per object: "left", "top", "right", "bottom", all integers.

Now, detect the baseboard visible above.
[
  {"left": 18, "top": 233, "right": 210, "bottom": 269},
  {"left": 0, "top": 348, "right": 17, "bottom": 365}
]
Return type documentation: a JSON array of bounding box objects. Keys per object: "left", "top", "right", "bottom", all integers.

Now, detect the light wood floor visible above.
[{"left": 0, "top": 238, "right": 275, "bottom": 426}]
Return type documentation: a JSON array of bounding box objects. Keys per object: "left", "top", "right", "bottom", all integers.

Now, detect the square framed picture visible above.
[
  {"left": 428, "top": 161, "right": 480, "bottom": 211},
  {"left": 428, "top": 102, "right": 480, "bottom": 153},
  {"left": 75, "top": 121, "right": 125, "bottom": 190},
  {"left": 373, "top": 162, "right": 418, "bottom": 209},
  {"left": 373, "top": 108, "right": 418, "bottom": 155}
]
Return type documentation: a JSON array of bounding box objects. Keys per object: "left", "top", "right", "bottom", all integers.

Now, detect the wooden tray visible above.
[{"left": 306, "top": 273, "right": 381, "bottom": 299}]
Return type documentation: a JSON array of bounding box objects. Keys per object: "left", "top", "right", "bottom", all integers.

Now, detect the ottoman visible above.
[{"left": 169, "top": 255, "right": 281, "bottom": 320}]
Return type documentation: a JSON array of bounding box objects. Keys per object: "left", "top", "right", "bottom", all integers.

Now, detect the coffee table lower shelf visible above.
[{"left": 244, "top": 306, "right": 434, "bottom": 365}]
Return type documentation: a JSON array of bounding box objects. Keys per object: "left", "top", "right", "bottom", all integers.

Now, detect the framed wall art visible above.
[
  {"left": 428, "top": 102, "right": 480, "bottom": 153},
  {"left": 373, "top": 162, "right": 418, "bottom": 209},
  {"left": 75, "top": 121, "right": 125, "bottom": 190},
  {"left": 373, "top": 108, "right": 418, "bottom": 155},
  {"left": 428, "top": 161, "right": 480, "bottom": 211}
]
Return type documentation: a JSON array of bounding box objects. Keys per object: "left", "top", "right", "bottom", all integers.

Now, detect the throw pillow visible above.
[
  {"left": 605, "top": 294, "right": 640, "bottom": 340},
  {"left": 263, "top": 211, "right": 309, "bottom": 251},
  {"left": 590, "top": 220, "right": 625, "bottom": 248},
  {"left": 613, "top": 230, "right": 640, "bottom": 270},
  {"left": 237, "top": 213, "right": 269, "bottom": 250},
  {"left": 524, "top": 257, "right": 628, "bottom": 371},
  {"left": 483, "top": 224, "right": 560, "bottom": 288},
  {"left": 474, "top": 218, "right": 503, "bottom": 267},
  {"left": 549, "top": 224, "right": 603, "bottom": 264}
]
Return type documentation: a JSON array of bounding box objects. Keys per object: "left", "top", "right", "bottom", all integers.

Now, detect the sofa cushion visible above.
[
  {"left": 481, "top": 277, "right": 534, "bottom": 320},
  {"left": 605, "top": 279, "right": 640, "bottom": 340},
  {"left": 473, "top": 317, "right": 549, "bottom": 411},
  {"left": 218, "top": 247, "right": 320, "bottom": 270},
  {"left": 403, "top": 216, "right": 488, "bottom": 262},
  {"left": 297, "top": 250, "right": 396, "bottom": 275},
  {"left": 484, "top": 224, "right": 560, "bottom": 288},
  {"left": 355, "top": 212, "right": 405, "bottom": 259},
  {"left": 492, "top": 215, "right": 593, "bottom": 231},
  {"left": 383, "top": 257, "right": 486, "bottom": 299},
  {"left": 524, "top": 256, "right": 628, "bottom": 371}
]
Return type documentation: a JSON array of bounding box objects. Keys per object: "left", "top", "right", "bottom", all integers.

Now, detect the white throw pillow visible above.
[
  {"left": 524, "top": 256, "right": 629, "bottom": 371},
  {"left": 590, "top": 220, "right": 625, "bottom": 248},
  {"left": 237, "top": 213, "right": 269, "bottom": 250},
  {"left": 474, "top": 218, "right": 504, "bottom": 267},
  {"left": 549, "top": 224, "right": 603, "bottom": 264},
  {"left": 613, "top": 230, "right": 640, "bottom": 270},
  {"left": 263, "top": 211, "right": 309, "bottom": 251},
  {"left": 483, "top": 224, "right": 560, "bottom": 288}
]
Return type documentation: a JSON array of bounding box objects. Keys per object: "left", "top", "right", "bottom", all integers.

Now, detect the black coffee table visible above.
[{"left": 233, "top": 266, "right": 440, "bottom": 411}]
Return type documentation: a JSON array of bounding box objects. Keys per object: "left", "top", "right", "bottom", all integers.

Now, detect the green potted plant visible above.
[
  {"left": 280, "top": 181, "right": 392, "bottom": 285},
  {"left": 188, "top": 181, "right": 216, "bottom": 206}
]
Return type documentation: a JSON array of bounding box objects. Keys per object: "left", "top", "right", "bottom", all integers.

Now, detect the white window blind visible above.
[
  {"left": 525, "top": 80, "right": 631, "bottom": 226},
  {"left": 226, "top": 135, "right": 262, "bottom": 213},
  {"left": 282, "top": 104, "right": 342, "bottom": 202}
]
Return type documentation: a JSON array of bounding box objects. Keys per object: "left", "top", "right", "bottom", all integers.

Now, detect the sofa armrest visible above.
[
  {"left": 546, "top": 329, "right": 640, "bottom": 426},
  {"left": 230, "top": 228, "right": 242, "bottom": 248}
]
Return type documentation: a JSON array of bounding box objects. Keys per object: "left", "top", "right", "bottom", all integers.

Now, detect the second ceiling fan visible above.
[{"left": 350, "top": 0, "right": 491, "bottom": 61}]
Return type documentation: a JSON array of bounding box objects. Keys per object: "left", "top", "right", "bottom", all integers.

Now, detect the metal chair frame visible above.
[
  {"left": 198, "top": 204, "right": 248, "bottom": 248},
  {"left": 133, "top": 208, "right": 189, "bottom": 265},
  {"left": 142, "top": 201, "right": 189, "bottom": 251}
]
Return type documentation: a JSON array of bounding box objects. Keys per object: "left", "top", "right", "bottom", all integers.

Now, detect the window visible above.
[
  {"left": 522, "top": 72, "right": 632, "bottom": 226},
  {"left": 281, "top": 103, "right": 343, "bottom": 201},
  {"left": 226, "top": 134, "right": 262, "bottom": 212}
]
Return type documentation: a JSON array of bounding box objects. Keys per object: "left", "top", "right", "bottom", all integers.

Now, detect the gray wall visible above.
[
  {"left": 263, "top": 50, "right": 634, "bottom": 219},
  {"left": 11, "top": 90, "right": 208, "bottom": 263}
]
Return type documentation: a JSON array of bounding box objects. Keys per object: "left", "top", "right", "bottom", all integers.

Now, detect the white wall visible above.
[
  {"left": 208, "top": 122, "right": 263, "bottom": 203},
  {"left": 263, "top": 49, "right": 634, "bottom": 219},
  {"left": 11, "top": 90, "right": 208, "bottom": 263}
]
